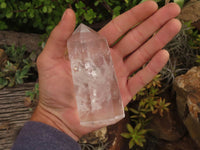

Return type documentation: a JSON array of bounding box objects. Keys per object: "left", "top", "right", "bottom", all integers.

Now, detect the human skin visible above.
[{"left": 31, "top": 1, "right": 182, "bottom": 141}]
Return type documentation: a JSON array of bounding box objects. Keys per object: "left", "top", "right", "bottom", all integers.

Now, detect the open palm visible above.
[{"left": 31, "top": 1, "right": 181, "bottom": 141}]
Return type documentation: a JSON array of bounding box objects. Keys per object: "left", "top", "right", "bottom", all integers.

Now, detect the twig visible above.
[{"left": 101, "top": 0, "right": 113, "bottom": 15}]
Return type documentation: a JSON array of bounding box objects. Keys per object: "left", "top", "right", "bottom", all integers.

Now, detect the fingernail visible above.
[{"left": 62, "top": 10, "right": 67, "bottom": 21}]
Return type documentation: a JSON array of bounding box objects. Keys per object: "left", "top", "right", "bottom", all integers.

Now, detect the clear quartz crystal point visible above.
[{"left": 67, "top": 23, "right": 125, "bottom": 127}]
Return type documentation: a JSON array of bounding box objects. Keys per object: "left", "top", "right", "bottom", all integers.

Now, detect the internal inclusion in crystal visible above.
[{"left": 67, "top": 24, "right": 125, "bottom": 127}]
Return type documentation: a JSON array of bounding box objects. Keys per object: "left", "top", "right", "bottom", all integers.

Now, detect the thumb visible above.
[{"left": 43, "top": 9, "right": 76, "bottom": 59}]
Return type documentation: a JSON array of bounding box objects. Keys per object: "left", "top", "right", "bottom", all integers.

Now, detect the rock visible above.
[
  {"left": 178, "top": 0, "right": 200, "bottom": 23},
  {"left": 108, "top": 115, "right": 130, "bottom": 150},
  {"left": 146, "top": 88, "right": 186, "bottom": 142},
  {"left": 147, "top": 89, "right": 186, "bottom": 142},
  {"left": 0, "top": 48, "right": 7, "bottom": 67},
  {"left": 157, "top": 135, "right": 199, "bottom": 150},
  {"left": 174, "top": 66, "right": 200, "bottom": 147},
  {"left": 147, "top": 110, "right": 186, "bottom": 141}
]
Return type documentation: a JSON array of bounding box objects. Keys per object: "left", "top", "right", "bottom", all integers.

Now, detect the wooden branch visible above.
[{"left": 101, "top": 0, "right": 113, "bottom": 15}]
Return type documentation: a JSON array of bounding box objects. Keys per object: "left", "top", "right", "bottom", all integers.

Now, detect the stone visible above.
[
  {"left": 67, "top": 24, "right": 124, "bottom": 127},
  {"left": 147, "top": 110, "right": 186, "bottom": 142},
  {"left": 157, "top": 136, "right": 199, "bottom": 150},
  {"left": 145, "top": 88, "right": 186, "bottom": 142},
  {"left": 174, "top": 66, "right": 200, "bottom": 148},
  {"left": 178, "top": 0, "right": 200, "bottom": 23}
]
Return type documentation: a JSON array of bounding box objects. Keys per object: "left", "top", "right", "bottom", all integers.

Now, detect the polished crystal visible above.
[{"left": 67, "top": 23, "right": 124, "bottom": 127}]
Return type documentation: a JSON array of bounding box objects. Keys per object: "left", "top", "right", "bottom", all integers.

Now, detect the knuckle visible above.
[
  {"left": 111, "top": 19, "right": 123, "bottom": 34},
  {"left": 137, "top": 73, "right": 148, "bottom": 87}
]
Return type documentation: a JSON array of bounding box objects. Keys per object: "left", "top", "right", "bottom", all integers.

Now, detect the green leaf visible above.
[
  {"left": 84, "top": 9, "right": 96, "bottom": 24},
  {"left": 138, "top": 129, "right": 148, "bottom": 135},
  {"left": 0, "top": 78, "right": 8, "bottom": 89},
  {"left": 124, "top": 106, "right": 128, "bottom": 111},
  {"left": 1, "top": 2, "right": 7, "bottom": 9},
  {"left": 121, "top": 133, "right": 131, "bottom": 139},
  {"left": 7, "top": 77, "right": 15, "bottom": 87},
  {"left": 196, "top": 55, "right": 200, "bottom": 63},
  {"left": 75, "top": 1, "right": 86, "bottom": 9},
  {"left": 127, "top": 124, "right": 134, "bottom": 133},
  {"left": 94, "top": 1, "right": 100, "bottom": 6},
  {"left": 26, "top": 91, "right": 33, "bottom": 96},
  {"left": 23, "top": 18, "right": 28, "bottom": 23},
  {"left": 140, "top": 112, "right": 146, "bottom": 118},
  {"left": 43, "top": 6, "right": 48, "bottom": 13},
  {"left": 29, "top": 9, "right": 35, "bottom": 18},
  {"left": 135, "top": 123, "right": 142, "bottom": 131},
  {"left": 132, "top": 0, "right": 137, "bottom": 6},
  {"left": 135, "top": 138, "right": 144, "bottom": 147},
  {"left": 174, "top": 0, "right": 184, "bottom": 8},
  {"left": 0, "top": 20, "right": 8, "bottom": 30},
  {"left": 125, "top": 0, "right": 129, "bottom": 4},
  {"left": 65, "top": 0, "right": 74, "bottom": 3},
  {"left": 129, "top": 108, "right": 139, "bottom": 114},
  {"left": 130, "top": 115, "right": 139, "bottom": 119},
  {"left": 6, "top": 11, "right": 13, "bottom": 18},
  {"left": 25, "top": 2, "right": 31, "bottom": 8},
  {"left": 132, "top": 95, "right": 136, "bottom": 100},
  {"left": 112, "top": 6, "right": 121, "bottom": 19},
  {"left": 129, "top": 138, "right": 135, "bottom": 149}
]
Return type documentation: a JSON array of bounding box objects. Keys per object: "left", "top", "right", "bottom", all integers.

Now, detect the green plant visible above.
[
  {"left": 161, "top": 21, "right": 200, "bottom": 88},
  {"left": 196, "top": 55, "right": 200, "bottom": 64},
  {"left": 122, "top": 75, "right": 170, "bottom": 149},
  {"left": 173, "top": 0, "right": 185, "bottom": 8},
  {"left": 121, "top": 123, "right": 148, "bottom": 148},
  {"left": 26, "top": 83, "right": 39, "bottom": 102},
  {"left": 0, "top": 45, "right": 37, "bottom": 89},
  {"left": 0, "top": 0, "right": 186, "bottom": 34},
  {"left": 131, "top": 75, "right": 170, "bottom": 118},
  {"left": 184, "top": 22, "right": 200, "bottom": 64},
  {"left": 184, "top": 21, "right": 200, "bottom": 50},
  {"left": 123, "top": 20, "right": 199, "bottom": 149},
  {"left": 0, "top": 0, "right": 133, "bottom": 33},
  {"left": 25, "top": 83, "right": 39, "bottom": 108}
]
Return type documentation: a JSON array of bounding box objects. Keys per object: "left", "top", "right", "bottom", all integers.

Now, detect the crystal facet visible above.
[{"left": 67, "top": 23, "right": 125, "bottom": 127}]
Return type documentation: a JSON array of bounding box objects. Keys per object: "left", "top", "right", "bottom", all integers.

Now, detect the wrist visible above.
[{"left": 31, "top": 104, "right": 79, "bottom": 141}]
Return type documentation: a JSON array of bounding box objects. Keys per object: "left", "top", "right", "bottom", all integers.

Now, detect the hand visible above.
[{"left": 31, "top": 1, "right": 181, "bottom": 141}]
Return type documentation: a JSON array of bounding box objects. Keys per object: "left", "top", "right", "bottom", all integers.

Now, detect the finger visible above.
[
  {"left": 114, "top": 3, "right": 180, "bottom": 58},
  {"left": 98, "top": 1, "right": 158, "bottom": 46},
  {"left": 124, "top": 19, "right": 181, "bottom": 75},
  {"left": 43, "top": 9, "right": 76, "bottom": 59},
  {"left": 125, "top": 50, "right": 169, "bottom": 105}
]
